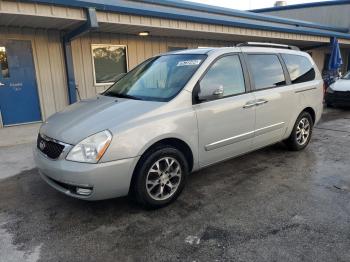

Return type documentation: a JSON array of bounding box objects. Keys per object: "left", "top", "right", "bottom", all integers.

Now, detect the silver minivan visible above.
[{"left": 34, "top": 43, "right": 323, "bottom": 208}]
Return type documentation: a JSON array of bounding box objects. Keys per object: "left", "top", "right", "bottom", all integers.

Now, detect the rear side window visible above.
[
  {"left": 247, "top": 54, "right": 286, "bottom": 90},
  {"left": 282, "top": 54, "right": 315, "bottom": 84}
]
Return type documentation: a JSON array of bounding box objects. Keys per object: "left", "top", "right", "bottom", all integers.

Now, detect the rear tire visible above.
[
  {"left": 132, "top": 145, "right": 188, "bottom": 209},
  {"left": 285, "top": 111, "right": 313, "bottom": 151}
]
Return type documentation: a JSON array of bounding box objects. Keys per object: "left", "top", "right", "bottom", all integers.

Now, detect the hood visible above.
[
  {"left": 331, "top": 79, "right": 350, "bottom": 92},
  {"left": 40, "top": 95, "right": 163, "bottom": 144}
]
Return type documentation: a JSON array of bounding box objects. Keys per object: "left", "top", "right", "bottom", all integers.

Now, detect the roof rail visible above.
[{"left": 236, "top": 42, "right": 300, "bottom": 51}]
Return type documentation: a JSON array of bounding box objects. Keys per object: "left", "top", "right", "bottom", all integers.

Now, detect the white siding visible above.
[
  {"left": 97, "top": 11, "right": 331, "bottom": 44},
  {"left": 71, "top": 33, "right": 230, "bottom": 97},
  {"left": 262, "top": 5, "right": 350, "bottom": 29}
]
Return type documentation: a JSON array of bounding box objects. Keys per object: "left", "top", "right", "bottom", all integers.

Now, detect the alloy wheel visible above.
[
  {"left": 146, "top": 157, "right": 182, "bottom": 201},
  {"left": 296, "top": 117, "right": 310, "bottom": 145}
]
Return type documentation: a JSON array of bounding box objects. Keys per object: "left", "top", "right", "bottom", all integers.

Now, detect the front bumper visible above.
[
  {"left": 34, "top": 148, "right": 139, "bottom": 200},
  {"left": 325, "top": 91, "right": 350, "bottom": 107}
]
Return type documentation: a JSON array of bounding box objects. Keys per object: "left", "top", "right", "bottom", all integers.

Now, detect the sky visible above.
[{"left": 185, "top": 0, "right": 329, "bottom": 10}]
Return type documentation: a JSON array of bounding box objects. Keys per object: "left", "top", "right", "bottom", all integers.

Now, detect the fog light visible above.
[{"left": 76, "top": 187, "right": 92, "bottom": 196}]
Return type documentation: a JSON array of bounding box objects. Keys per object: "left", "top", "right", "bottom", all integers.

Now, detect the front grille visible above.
[
  {"left": 37, "top": 135, "right": 65, "bottom": 159},
  {"left": 327, "top": 92, "right": 350, "bottom": 104},
  {"left": 333, "top": 91, "right": 350, "bottom": 98}
]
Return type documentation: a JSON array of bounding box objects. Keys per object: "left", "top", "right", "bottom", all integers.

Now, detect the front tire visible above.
[
  {"left": 132, "top": 146, "right": 188, "bottom": 209},
  {"left": 285, "top": 111, "right": 313, "bottom": 151}
]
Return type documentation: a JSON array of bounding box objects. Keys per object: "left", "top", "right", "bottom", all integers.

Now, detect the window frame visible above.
[
  {"left": 281, "top": 53, "right": 316, "bottom": 84},
  {"left": 0, "top": 45, "right": 10, "bottom": 79},
  {"left": 193, "top": 52, "right": 251, "bottom": 105},
  {"left": 91, "top": 44, "right": 129, "bottom": 86},
  {"left": 243, "top": 52, "right": 291, "bottom": 92}
]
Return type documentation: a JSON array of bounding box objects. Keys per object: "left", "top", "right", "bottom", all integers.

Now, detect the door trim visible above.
[
  {"left": 254, "top": 122, "right": 285, "bottom": 137},
  {"left": 205, "top": 122, "right": 285, "bottom": 151},
  {"left": 205, "top": 130, "right": 255, "bottom": 151},
  {"left": 295, "top": 87, "right": 317, "bottom": 93},
  {"left": 0, "top": 110, "right": 3, "bottom": 128}
]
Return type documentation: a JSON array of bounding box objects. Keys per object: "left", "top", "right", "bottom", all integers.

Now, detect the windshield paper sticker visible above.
[{"left": 177, "top": 60, "right": 202, "bottom": 67}]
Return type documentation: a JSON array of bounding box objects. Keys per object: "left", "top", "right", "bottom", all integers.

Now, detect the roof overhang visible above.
[
  {"left": 1, "top": 0, "right": 350, "bottom": 47},
  {"left": 0, "top": 1, "right": 86, "bottom": 30}
]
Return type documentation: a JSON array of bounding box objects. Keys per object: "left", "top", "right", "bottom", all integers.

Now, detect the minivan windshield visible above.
[
  {"left": 342, "top": 71, "right": 350, "bottom": 80},
  {"left": 104, "top": 54, "right": 206, "bottom": 102}
]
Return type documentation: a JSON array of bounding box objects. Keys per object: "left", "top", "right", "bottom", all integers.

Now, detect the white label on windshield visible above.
[{"left": 177, "top": 60, "right": 202, "bottom": 67}]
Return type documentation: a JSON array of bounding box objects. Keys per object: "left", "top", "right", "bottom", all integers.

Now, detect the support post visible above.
[
  {"left": 62, "top": 7, "right": 99, "bottom": 104},
  {"left": 63, "top": 42, "right": 77, "bottom": 104}
]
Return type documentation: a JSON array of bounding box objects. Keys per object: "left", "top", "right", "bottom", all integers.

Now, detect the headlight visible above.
[
  {"left": 66, "top": 130, "right": 112, "bottom": 163},
  {"left": 326, "top": 86, "right": 335, "bottom": 93}
]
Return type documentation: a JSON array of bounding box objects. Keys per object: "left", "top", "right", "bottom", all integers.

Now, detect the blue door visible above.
[{"left": 0, "top": 40, "right": 42, "bottom": 126}]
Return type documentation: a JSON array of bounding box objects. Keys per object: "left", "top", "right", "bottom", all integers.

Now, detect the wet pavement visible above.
[{"left": 1, "top": 108, "right": 350, "bottom": 262}]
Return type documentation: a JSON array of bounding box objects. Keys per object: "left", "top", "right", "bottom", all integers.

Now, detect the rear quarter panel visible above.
[{"left": 282, "top": 54, "right": 323, "bottom": 139}]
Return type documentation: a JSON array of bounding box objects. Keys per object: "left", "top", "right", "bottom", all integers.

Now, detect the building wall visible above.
[
  {"left": 96, "top": 10, "right": 334, "bottom": 44},
  {"left": 258, "top": 5, "right": 350, "bottom": 73},
  {"left": 341, "top": 49, "right": 350, "bottom": 72},
  {"left": 308, "top": 47, "right": 350, "bottom": 73},
  {"left": 71, "top": 33, "right": 230, "bottom": 98},
  {"left": 261, "top": 5, "right": 350, "bottom": 29},
  {"left": 0, "top": 27, "right": 342, "bottom": 129},
  {"left": 71, "top": 32, "right": 342, "bottom": 99},
  {"left": 0, "top": 27, "right": 68, "bottom": 121},
  {"left": 309, "top": 48, "right": 326, "bottom": 73}
]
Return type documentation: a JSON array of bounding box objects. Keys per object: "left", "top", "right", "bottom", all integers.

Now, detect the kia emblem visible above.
[{"left": 39, "top": 140, "right": 46, "bottom": 151}]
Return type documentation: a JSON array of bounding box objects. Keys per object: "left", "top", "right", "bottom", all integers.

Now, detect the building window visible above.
[
  {"left": 0, "top": 46, "right": 9, "bottom": 78},
  {"left": 91, "top": 44, "right": 127, "bottom": 85},
  {"left": 247, "top": 54, "right": 286, "bottom": 90},
  {"left": 282, "top": 54, "right": 315, "bottom": 84}
]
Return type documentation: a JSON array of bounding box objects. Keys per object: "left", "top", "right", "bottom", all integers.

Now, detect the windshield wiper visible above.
[{"left": 104, "top": 93, "right": 143, "bottom": 100}]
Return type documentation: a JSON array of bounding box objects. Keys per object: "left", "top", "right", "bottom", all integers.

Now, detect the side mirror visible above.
[{"left": 197, "top": 84, "right": 224, "bottom": 102}]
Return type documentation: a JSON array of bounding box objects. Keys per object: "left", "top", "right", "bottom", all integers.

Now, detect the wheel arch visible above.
[
  {"left": 284, "top": 106, "right": 317, "bottom": 140},
  {"left": 302, "top": 107, "right": 316, "bottom": 125},
  {"left": 129, "top": 137, "right": 195, "bottom": 194}
]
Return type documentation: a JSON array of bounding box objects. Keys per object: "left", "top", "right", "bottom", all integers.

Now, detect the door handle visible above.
[
  {"left": 255, "top": 99, "right": 268, "bottom": 106},
  {"left": 243, "top": 101, "right": 256, "bottom": 109}
]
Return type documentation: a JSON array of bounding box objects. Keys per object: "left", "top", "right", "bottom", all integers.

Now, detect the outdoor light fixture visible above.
[{"left": 138, "top": 31, "right": 150, "bottom": 36}]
